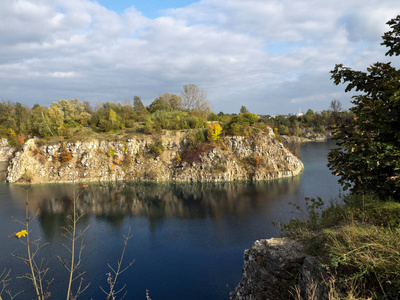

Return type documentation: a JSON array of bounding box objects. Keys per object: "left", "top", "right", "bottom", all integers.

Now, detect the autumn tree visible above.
[
  {"left": 180, "top": 84, "right": 209, "bottom": 112},
  {"left": 207, "top": 123, "right": 222, "bottom": 142},
  {"left": 328, "top": 15, "right": 400, "bottom": 200}
]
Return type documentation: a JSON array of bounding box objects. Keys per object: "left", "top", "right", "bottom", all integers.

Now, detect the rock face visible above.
[
  {"left": 230, "top": 238, "right": 328, "bottom": 300},
  {"left": 281, "top": 129, "right": 332, "bottom": 144},
  {"left": 6, "top": 128, "right": 303, "bottom": 184},
  {"left": 0, "top": 138, "right": 13, "bottom": 162}
]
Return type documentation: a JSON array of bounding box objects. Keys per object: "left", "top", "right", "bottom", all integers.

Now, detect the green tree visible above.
[
  {"left": 240, "top": 105, "right": 249, "bottom": 114},
  {"left": 52, "top": 99, "right": 91, "bottom": 126},
  {"left": 0, "top": 100, "right": 16, "bottom": 132},
  {"left": 14, "top": 102, "right": 31, "bottom": 135},
  {"left": 133, "top": 96, "right": 145, "bottom": 111},
  {"left": 328, "top": 15, "right": 400, "bottom": 200},
  {"left": 148, "top": 97, "right": 171, "bottom": 113},
  {"left": 31, "top": 105, "right": 55, "bottom": 137}
]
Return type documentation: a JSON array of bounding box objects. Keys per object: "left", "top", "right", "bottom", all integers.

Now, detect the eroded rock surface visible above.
[
  {"left": 0, "top": 138, "right": 13, "bottom": 162},
  {"left": 230, "top": 238, "right": 328, "bottom": 300}
]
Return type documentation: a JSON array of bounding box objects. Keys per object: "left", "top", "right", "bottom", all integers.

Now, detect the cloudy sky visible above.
[{"left": 1, "top": 0, "right": 399, "bottom": 114}]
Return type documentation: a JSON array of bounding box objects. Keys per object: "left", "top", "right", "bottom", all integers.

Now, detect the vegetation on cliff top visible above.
[{"left": 1, "top": 81, "right": 348, "bottom": 150}]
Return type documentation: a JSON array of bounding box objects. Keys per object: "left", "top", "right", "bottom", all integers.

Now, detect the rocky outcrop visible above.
[
  {"left": 0, "top": 138, "right": 13, "bottom": 161},
  {"left": 281, "top": 129, "right": 332, "bottom": 144},
  {"left": 6, "top": 128, "right": 303, "bottom": 184},
  {"left": 230, "top": 238, "right": 328, "bottom": 300}
]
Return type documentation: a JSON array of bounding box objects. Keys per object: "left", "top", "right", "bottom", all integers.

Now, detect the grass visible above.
[{"left": 279, "top": 193, "right": 400, "bottom": 299}]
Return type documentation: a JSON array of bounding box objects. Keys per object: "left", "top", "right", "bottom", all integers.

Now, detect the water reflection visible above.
[{"left": 9, "top": 178, "right": 301, "bottom": 237}]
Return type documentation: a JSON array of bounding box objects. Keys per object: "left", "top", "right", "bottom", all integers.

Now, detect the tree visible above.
[
  {"left": 180, "top": 84, "right": 209, "bottom": 112},
  {"left": 148, "top": 97, "right": 171, "bottom": 113},
  {"left": 207, "top": 123, "right": 222, "bottom": 142},
  {"left": 52, "top": 99, "right": 91, "bottom": 126},
  {"left": 14, "top": 102, "right": 31, "bottom": 135},
  {"left": 330, "top": 99, "right": 342, "bottom": 113},
  {"left": 240, "top": 106, "right": 249, "bottom": 114},
  {"left": 161, "top": 93, "right": 183, "bottom": 110},
  {"left": 328, "top": 15, "right": 400, "bottom": 200},
  {"left": 133, "top": 96, "right": 145, "bottom": 111},
  {"left": 31, "top": 105, "right": 55, "bottom": 137}
]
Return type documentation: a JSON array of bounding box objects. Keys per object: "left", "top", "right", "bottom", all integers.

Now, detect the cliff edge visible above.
[
  {"left": 230, "top": 238, "right": 328, "bottom": 300},
  {"left": 6, "top": 128, "right": 303, "bottom": 184}
]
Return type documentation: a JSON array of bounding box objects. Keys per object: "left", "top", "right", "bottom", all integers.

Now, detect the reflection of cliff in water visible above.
[
  {"left": 0, "top": 162, "right": 7, "bottom": 182},
  {"left": 10, "top": 178, "right": 300, "bottom": 236}
]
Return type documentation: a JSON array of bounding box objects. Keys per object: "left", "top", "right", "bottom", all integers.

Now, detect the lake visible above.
[{"left": 0, "top": 141, "right": 342, "bottom": 299}]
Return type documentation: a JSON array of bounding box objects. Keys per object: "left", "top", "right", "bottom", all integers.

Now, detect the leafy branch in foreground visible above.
[
  {"left": 328, "top": 15, "right": 400, "bottom": 200},
  {"left": 57, "top": 185, "right": 90, "bottom": 300},
  {"left": 100, "top": 227, "right": 134, "bottom": 300}
]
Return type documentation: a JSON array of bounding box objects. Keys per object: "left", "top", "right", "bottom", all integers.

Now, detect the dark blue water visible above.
[{"left": 0, "top": 141, "right": 341, "bottom": 299}]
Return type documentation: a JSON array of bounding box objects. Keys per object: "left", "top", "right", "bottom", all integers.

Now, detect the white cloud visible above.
[{"left": 0, "top": 0, "right": 399, "bottom": 113}]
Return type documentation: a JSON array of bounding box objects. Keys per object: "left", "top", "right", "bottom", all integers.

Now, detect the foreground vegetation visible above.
[
  {"left": 280, "top": 15, "right": 400, "bottom": 299},
  {"left": 280, "top": 194, "right": 400, "bottom": 299}
]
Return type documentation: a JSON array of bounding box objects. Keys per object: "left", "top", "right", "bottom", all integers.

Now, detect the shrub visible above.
[
  {"left": 107, "top": 148, "right": 115, "bottom": 157},
  {"left": 187, "top": 129, "right": 206, "bottom": 149},
  {"left": 278, "top": 124, "right": 289, "bottom": 135},
  {"left": 180, "top": 142, "right": 213, "bottom": 164},
  {"left": 175, "top": 152, "right": 182, "bottom": 165},
  {"left": 148, "top": 139, "right": 164, "bottom": 157},
  {"left": 60, "top": 151, "right": 72, "bottom": 163}
]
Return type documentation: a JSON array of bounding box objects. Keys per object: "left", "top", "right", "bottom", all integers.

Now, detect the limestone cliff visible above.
[
  {"left": 6, "top": 128, "right": 303, "bottom": 184},
  {"left": 0, "top": 138, "right": 13, "bottom": 162},
  {"left": 230, "top": 238, "right": 328, "bottom": 300}
]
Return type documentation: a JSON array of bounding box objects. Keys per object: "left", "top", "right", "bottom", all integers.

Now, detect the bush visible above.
[
  {"left": 60, "top": 151, "right": 73, "bottom": 163},
  {"left": 180, "top": 142, "right": 213, "bottom": 164},
  {"left": 225, "top": 115, "right": 252, "bottom": 136},
  {"left": 186, "top": 129, "right": 206, "bottom": 149},
  {"left": 148, "top": 139, "right": 164, "bottom": 157},
  {"left": 150, "top": 110, "right": 206, "bottom": 130}
]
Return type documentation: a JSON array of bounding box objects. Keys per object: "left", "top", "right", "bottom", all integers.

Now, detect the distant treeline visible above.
[{"left": 0, "top": 85, "right": 352, "bottom": 146}]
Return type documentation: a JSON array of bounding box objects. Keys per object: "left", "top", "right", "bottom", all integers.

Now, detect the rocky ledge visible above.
[
  {"left": 230, "top": 238, "right": 328, "bottom": 300},
  {"left": 5, "top": 128, "right": 303, "bottom": 184}
]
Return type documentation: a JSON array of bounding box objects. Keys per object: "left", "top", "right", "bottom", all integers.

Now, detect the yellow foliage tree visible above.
[{"left": 207, "top": 123, "right": 222, "bottom": 142}]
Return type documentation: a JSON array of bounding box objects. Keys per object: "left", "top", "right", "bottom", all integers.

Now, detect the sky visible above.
[{"left": 1, "top": 0, "right": 399, "bottom": 115}]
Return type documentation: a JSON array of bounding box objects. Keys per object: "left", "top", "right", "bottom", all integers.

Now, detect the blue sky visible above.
[
  {"left": 96, "top": 0, "right": 198, "bottom": 17},
  {"left": 1, "top": 0, "right": 399, "bottom": 114}
]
